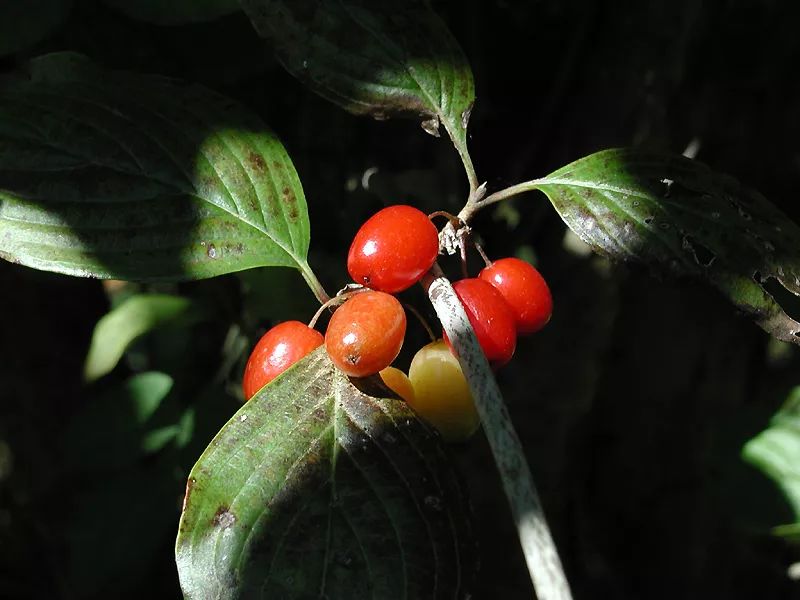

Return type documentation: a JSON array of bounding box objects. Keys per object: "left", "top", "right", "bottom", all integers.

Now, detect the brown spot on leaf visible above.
[
  {"left": 212, "top": 506, "right": 236, "bottom": 529},
  {"left": 282, "top": 187, "right": 299, "bottom": 220},
  {"left": 248, "top": 152, "right": 267, "bottom": 172}
]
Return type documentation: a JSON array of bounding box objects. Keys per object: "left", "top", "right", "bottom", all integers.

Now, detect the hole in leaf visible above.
[
  {"left": 759, "top": 275, "right": 800, "bottom": 322},
  {"left": 644, "top": 217, "right": 654, "bottom": 225},
  {"left": 682, "top": 236, "right": 716, "bottom": 267}
]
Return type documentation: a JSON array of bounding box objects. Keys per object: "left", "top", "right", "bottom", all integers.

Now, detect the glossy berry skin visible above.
[
  {"left": 445, "top": 278, "right": 517, "bottom": 367},
  {"left": 408, "top": 340, "right": 479, "bottom": 442},
  {"left": 347, "top": 205, "right": 439, "bottom": 293},
  {"left": 325, "top": 291, "right": 406, "bottom": 377},
  {"left": 479, "top": 257, "right": 552, "bottom": 334},
  {"left": 379, "top": 367, "right": 416, "bottom": 403},
  {"left": 243, "top": 321, "right": 323, "bottom": 400}
]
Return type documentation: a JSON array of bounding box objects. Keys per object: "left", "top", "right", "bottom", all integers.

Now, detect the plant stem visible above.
[
  {"left": 308, "top": 288, "right": 368, "bottom": 329},
  {"left": 455, "top": 139, "right": 479, "bottom": 196},
  {"left": 442, "top": 117, "right": 479, "bottom": 197},
  {"left": 458, "top": 179, "right": 541, "bottom": 223},
  {"left": 422, "top": 263, "right": 573, "bottom": 600},
  {"left": 299, "top": 261, "right": 330, "bottom": 305}
]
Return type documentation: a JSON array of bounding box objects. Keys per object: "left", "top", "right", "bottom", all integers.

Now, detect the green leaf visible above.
[
  {"left": 0, "top": 1, "right": 71, "bottom": 57},
  {"left": 65, "top": 372, "right": 175, "bottom": 472},
  {"left": 0, "top": 53, "right": 312, "bottom": 282},
  {"left": 83, "top": 293, "right": 206, "bottom": 381},
  {"left": 239, "top": 0, "right": 474, "bottom": 146},
  {"left": 102, "top": 0, "right": 239, "bottom": 25},
  {"left": 742, "top": 387, "right": 800, "bottom": 534},
  {"left": 535, "top": 148, "right": 800, "bottom": 344},
  {"left": 176, "top": 348, "right": 474, "bottom": 599}
]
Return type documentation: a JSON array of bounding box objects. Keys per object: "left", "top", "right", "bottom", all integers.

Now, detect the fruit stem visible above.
[
  {"left": 474, "top": 241, "right": 492, "bottom": 268},
  {"left": 458, "top": 179, "right": 541, "bottom": 223},
  {"left": 422, "top": 263, "right": 573, "bottom": 600},
  {"left": 299, "top": 261, "right": 331, "bottom": 305},
  {"left": 307, "top": 288, "right": 367, "bottom": 329},
  {"left": 403, "top": 302, "right": 436, "bottom": 342}
]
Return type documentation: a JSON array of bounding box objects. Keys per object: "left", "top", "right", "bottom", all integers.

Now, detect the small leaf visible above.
[
  {"left": 102, "top": 0, "right": 239, "bottom": 25},
  {"left": 0, "top": 53, "right": 312, "bottom": 282},
  {"left": 742, "top": 387, "right": 800, "bottom": 534},
  {"left": 65, "top": 372, "right": 175, "bottom": 472},
  {"left": 176, "top": 348, "right": 474, "bottom": 599},
  {"left": 239, "top": 0, "right": 474, "bottom": 147},
  {"left": 0, "top": 1, "right": 71, "bottom": 57},
  {"left": 83, "top": 293, "right": 206, "bottom": 381},
  {"left": 535, "top": 148, "right": 800, "bottom": 344}
]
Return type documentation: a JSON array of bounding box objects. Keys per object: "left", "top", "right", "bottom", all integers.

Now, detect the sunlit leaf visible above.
[
  {"left": 240, "top": 0, "right": 474, "bottom": 149},
  {"left": 176, "top": 348, "right": 474, "bottom": 599},
  {"left": 84, "top": 293, "right": 207, "bottom": 381},
  {"left": 0, "top": 53, "right": 312, "bottom": 282},
  {"left": 743, "top": 386, "right": 800, "bottom": 536},
  {"left": 535, "top": 148, "right": 800, "bottom": 344}
]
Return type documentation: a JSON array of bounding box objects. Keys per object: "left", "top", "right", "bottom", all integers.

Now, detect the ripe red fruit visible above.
[
  {"left": 479, "top": 257, "right": 553, "bottom": 334},
  {"left": 347, "top": 205, "right": 439, "bottom": 293},
  {"left": 325, "top": 290, "right": 407, "bottom": 377},
  {"left": 444, "top": 278, "right": 517, "bottom": 367},
  {"left": 242, "top": 321, "right": 324, "bottom": 400}
]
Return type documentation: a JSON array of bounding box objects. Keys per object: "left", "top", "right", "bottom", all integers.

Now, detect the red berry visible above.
[
  {"left": 242, "top": 321, "right": 323, "bottom": 400},
  {"left": 325, "top": 291, "right": 407, "bottom": 377},
  {"left": 444, "top": 278, "right": 517, "bottom": 367},
  {"left": 347, "top": 205, "right": 439, "bottom": 293},
  {"left": 479, "top": 258, "right": 552, "bottom": 334}
]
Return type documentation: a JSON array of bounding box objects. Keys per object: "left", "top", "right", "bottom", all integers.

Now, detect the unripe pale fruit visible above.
[
  {"left": 325, "top": 291, "right": 406, "bottom": 377},
  {"left": 243, "top": 321, "right": 323, "bottom": 400},
  {"left": 408, "top": 340, "right": 479, "bottom": 443},
  {"left": 379, "top": 367, "right": 416, "bottom": 403}
]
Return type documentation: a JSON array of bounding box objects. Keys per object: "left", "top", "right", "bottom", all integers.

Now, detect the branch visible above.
[{"left": 422, "top": 264, "right": 572, "bottom": 600}]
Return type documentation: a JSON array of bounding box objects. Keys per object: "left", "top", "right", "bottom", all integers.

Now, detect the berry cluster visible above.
[{"left": 242, "top": 204, "right": 552, "bottom": 442}]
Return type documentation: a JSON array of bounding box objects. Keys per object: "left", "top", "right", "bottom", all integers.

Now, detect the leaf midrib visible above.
[{"left": 2, "top": 85, "right": 306, "bottom": 268}]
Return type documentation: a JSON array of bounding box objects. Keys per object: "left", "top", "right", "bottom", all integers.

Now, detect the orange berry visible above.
[{"left": 325, "top": 291, "right": 406, "bottom": 377}]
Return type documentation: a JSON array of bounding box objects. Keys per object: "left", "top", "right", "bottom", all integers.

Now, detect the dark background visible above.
[{"left": 2, "top": 0, "right": 800, "bottom": 598}]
